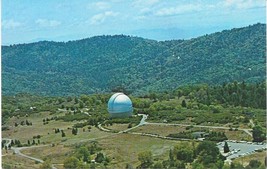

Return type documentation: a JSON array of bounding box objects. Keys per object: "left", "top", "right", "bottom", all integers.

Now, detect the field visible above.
[
  {"left": 99, "top": 134, "right": 181, "bottom": 168},
  {"left": 233, "top": 151, "right": 266, "bottom": 167},
  {"left": 2, "top": 154, "right": 41, "bottom": 169}
]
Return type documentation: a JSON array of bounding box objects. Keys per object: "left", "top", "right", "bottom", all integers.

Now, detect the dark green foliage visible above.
[
  {"left": 128, "top": 123, "right": 133, "bottom": 128},
  {"left": 95, "top": 152, "right": 105, "bottom": 163},
  {"left": 168, "top": 132, "right": 193, "bottom": 139},
  {"left": 63, "top": 157, "right": 80, "bottom": 169},
  {"left": 61, "top": 130, "right": 66, "bottom": 137},
  {"left": 173, "top": 143, "right": 194, "bottom": 163},
  {"left": 2, "top": 24, "right": 265, "bottom": 96},
  {"left": 230, "top": 162, "right": 245, "bottom": 169},
  {"left": 76, "top": 146, "right": 90, "bottom": 162},
  {"left": 252, "top": 125, "right": 266, "bottom": 142},
  {"left": 195, "top": 141, "right": 225, "bottom": 167},
  {"left": 224, "top": 141, "right": 230, "bottom": 153},
  {"left": 168, "top": 131, "right": 227, "bottom": 142},
  {"left": 11, "top": 140, "right": 14, "bottom": 146},
  {"left": 182, "top": 100, "right": 187, "bottom": 108},
  {"left": 246, "top": 160, "right": 262, "bottom": 169},
  {"left": 206, "top": 131, "right": 227, "bottom": 142},
  {"left": 1, "top": 141, "right": 5, "bottom": 149},
  {"left": 176, "top": 81, "right": 266, "bottom": 109},
  {"left": 138, "top": 151, "right": 153, "bottom": 168},
  {"left": 72, "top": 128, "right": 78, "bottom": 135},
  {"left": 55, "top": 128, "right": 60, "bottom": 133}
]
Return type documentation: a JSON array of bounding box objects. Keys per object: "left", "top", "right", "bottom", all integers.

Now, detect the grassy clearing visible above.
[
  {"left": 98, "top": 133, "right": 184, "bottom": 168},
  {"left": 131, "top": 124, "right": 186, "bottom": 136},
  {"left": 21, "top": 144, "right": 72, "bottom": 164},
  {"left": 2, "top": 111, "right": 113, "bottom": 146},
  {"left": 233, "top": 151, "right": 266, "bottom": 167},
  {"left": 2, "top": 118, "right": 77, "bottom": 144},
  {"left": 105, "top": 123, "right": 131, "bottom": 131},
  {"left": 2, "top": 154, "right": 41, "bottom": 169}
]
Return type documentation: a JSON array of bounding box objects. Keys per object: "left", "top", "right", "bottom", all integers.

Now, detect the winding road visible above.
[
  {"left": 2, "top": 113, "right": 253, "bottom": 168},
  {"left": 2, "top": 138, "right": 56, "bottom": 169}
]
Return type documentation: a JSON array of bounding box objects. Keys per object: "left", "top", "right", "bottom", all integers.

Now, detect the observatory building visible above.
[{"left": 108, "top": 93, "right": 133, "bottom": 118}]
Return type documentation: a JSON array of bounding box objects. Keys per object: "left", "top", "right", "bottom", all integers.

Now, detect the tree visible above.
[
  {"left": 79, "top": 101, "right": 84, "bottom": 108},
  {"left": 138, "top": 151, "right": 153, "bottom": 168},
  {"left": 74, "top": 97, "right": 79, "bottom": 104},
  {"left": 5, "top": 146, "right": 7, "bottom": 153},
  {"left": 173, "top": 143, "right": 194, "bottom": 163},
  {"left": 26, "top": 119, "right": 30, "bottom": 125},
  {"left": 63, "top": 157, "right": 80, "bottom": 169},
  {"left": 195, "top": 141, "right": 223, "bottom": 165},
  {"left": 95, "top": 152, "right": 105, "bottom": 163},
  {"left": 77, "top": 147, "right": 90, "bottom": 162},
  {"left": 11, "top": 140, "right": 14, "bottom": 146},
  {"left": 72, "top": 128, "right": 78, "bottom": 135},
  {"left": 192, "top": 161, "right": 205, "bottom": 169},
  {"left": 252, "top": 125, "right": 265, "bottom": 142},
  {"left": 224, "top": 141, "right": 230, "bottom": 153},
  {"left": 61, "top": 130, "right": 66, "bottom": 137},
  {"left": 182, "top": 100, "right": 187, "bottom": 108},
  {"left": 247, "top": 160, "right": 262, "bottom": 169}
]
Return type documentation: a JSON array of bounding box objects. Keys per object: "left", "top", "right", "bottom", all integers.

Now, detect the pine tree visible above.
[
  {"left": 223, "top": 141, "right": 230, "bottom": 153},
  {"left": 62, "top": 131, "right": 66, "bottom": 137},
  {"left": 182, "top": 100, "right": 187, "bottom": 108}
]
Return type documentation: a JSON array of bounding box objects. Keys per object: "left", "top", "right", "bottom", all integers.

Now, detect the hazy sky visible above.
[{"left": 2, "top": 0, "right": 266, "bottom": 45}]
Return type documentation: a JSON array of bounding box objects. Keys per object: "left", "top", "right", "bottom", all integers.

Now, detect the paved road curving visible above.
[{"left": 2, "top": 139, "right": 57, "bottom": 169}]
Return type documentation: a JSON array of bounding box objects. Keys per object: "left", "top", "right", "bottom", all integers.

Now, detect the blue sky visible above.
[{"left": 2, "top": 0, "right": 266, "bottom": 45}]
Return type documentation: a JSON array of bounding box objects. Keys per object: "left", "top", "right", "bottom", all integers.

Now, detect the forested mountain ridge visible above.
[{"left": 2, "top": 23, "right": 266, "bottom": 96}]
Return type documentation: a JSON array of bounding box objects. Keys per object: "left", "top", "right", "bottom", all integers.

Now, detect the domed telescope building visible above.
[{"left": 108, "top": 93, "right": 133, "bottom": 118}]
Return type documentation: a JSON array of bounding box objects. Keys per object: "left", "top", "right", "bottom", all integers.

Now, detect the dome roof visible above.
[{"left": 108, "top": 93, "right": 133, "bottom": 116}]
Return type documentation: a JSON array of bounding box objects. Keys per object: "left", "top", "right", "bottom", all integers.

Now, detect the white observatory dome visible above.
[{"left": 108, "top": 93, "right": 133, "bottom": 117}]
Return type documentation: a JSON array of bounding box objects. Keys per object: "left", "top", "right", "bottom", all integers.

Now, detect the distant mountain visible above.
[{"left": 2, "top": 23, "right": 266, "bottom": 96}]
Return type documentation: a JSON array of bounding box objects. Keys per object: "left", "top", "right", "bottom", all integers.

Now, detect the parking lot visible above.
[{"left": 217, "top": 140, "right": 266, "bottom": 160}]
